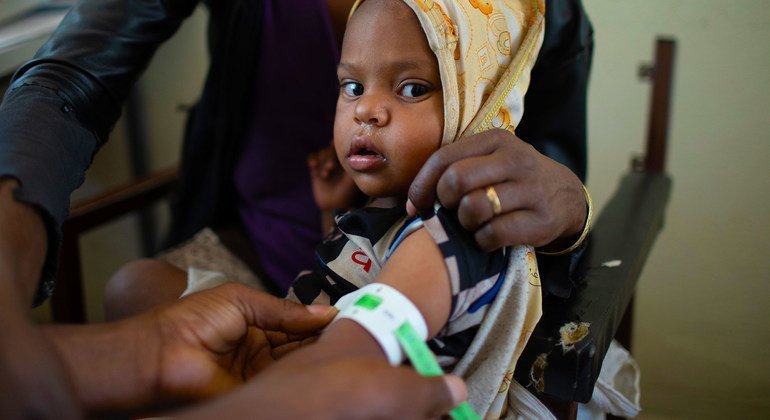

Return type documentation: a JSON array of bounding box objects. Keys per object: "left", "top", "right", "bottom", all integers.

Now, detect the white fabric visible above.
[
  {"left": 578, "top": 340, "right": 642, "bottom": 419},
  {"left": 181, "top": 267, "right": 231, "bottom": 298},
  {"left": 162, "top": 228, "right": 266, "bottom": 293},
  {"left": 505, "top": 380, "right": 556, "bottom": 420}
]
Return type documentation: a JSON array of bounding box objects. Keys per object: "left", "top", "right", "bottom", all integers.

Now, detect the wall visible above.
[{"left": 583, "top": 0, "right": 770, "bottom": 417}]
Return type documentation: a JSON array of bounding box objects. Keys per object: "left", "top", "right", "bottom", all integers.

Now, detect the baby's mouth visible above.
[
  {"left": 347, "top": 136, "right": 386, "bottom": 171},
  {"left": 351, "top": 146, "right": 380, "bottom": 157},
  {"left": 349, "top": 136, "right": 382, "bottom": 157}
]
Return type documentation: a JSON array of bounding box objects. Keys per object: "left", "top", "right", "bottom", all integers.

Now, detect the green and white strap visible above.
[
  {"left": 334, "top": 283, "right": 428, "bottom": 365},
  {"left": 333, "top": 284, "right": 480, "bottom": 420}
]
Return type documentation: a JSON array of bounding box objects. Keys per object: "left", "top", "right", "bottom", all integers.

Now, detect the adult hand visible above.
[
  {"left": 181, "top": 357, "right": 467, "bottom": 420},
  {"left": 407, "top": 129, "right": 586, "bottom": 251},
  {"left": 150, "top": 283, "right": 338, "bottom": 400},
  {"left": 183, "top": 316, "right": 467, "bottom": 420},
  {"left": 46, "top": 283, "right": 337, "bottom": 416}
]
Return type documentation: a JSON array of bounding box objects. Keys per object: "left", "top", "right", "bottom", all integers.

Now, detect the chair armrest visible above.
[
  {"left": 514, "top": 171, "right": 672, "bottom": 403},
  {"left": 52, "top": 166, "right": 179, "bottom": 323},
  {"left": 65, "top": 166, "right": 179, "bottom": 233}
]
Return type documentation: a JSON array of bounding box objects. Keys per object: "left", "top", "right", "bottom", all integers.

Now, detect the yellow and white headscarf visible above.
[{"left": 350, "top": 0, "right": 545, "bottom": 145}]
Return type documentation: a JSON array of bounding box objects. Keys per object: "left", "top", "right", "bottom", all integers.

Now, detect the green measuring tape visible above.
[
  {"left": 345, "top": 291, "right": 481, "bottom": 419},
  {"left": 394, "top": 322, "right": 480, "bottom": 420}
]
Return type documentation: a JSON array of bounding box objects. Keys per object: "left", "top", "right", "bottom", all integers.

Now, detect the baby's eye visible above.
[
  {"left": 341, "top": 82, "right": 364, "bottom": 97},
  {"left": 400, "top": 83, "right": 430, "bottom": 98}
]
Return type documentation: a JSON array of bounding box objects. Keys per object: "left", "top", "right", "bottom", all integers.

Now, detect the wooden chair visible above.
[
  {"left": 51, "top": 37, "right": 676, "bottom": 420},
  {"left": 513, "top": 38, "right": 676, "bottom": 418}
]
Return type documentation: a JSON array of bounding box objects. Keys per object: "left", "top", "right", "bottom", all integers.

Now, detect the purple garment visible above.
[{"left": 233, "top": 0, "right": 340, "bottom": 292}]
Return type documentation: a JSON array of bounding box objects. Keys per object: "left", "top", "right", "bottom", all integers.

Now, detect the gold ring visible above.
[{"left": 485, "top": 185, "right": 502, "bottom": 216}]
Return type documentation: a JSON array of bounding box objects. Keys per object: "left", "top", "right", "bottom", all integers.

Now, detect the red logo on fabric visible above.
[{"left": 351, "top": 251, "right": 372, "bottom": 272}]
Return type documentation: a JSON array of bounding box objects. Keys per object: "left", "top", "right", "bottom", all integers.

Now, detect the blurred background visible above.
[{"left": 2, "top": 0, "right": 768, "bottom": 418}]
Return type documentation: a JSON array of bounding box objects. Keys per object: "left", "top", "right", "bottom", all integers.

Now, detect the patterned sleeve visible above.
[
  {"left": 420, "top": 207, "right": 507, "bottom": 362},
  {"left": 286, "top": 205, "right": 507, "bottom": 365}
]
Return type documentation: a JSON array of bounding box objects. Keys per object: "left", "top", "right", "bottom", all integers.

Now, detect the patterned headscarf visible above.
[{"left": 350, "top": 0, "right": 545, "bottom": 145}]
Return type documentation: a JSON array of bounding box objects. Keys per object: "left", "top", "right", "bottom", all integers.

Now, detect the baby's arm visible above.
[{"left": 305, "top": 227, "right": 452, "bottom": 362}]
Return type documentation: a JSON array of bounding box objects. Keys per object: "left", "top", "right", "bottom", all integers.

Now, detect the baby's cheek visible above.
[
  {"left": 334, "top": 137, "right": 346, "bottom": 162},
  {"left": 332, "top": 122, "right": 348, "bottom": 159}
]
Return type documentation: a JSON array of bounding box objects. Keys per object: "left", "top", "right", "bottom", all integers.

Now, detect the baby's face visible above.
[{"left": 334, "top": 0, "right": 443, "bottom": 201}]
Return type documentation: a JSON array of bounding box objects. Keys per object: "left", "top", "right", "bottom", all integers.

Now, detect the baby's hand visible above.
[{"left": 307, "top": 143, "right": 357, "bottom": 212}]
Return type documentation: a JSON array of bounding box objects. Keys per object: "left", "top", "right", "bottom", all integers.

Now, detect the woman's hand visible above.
[{"left": 407, "top": 129, "right": 586, "bottom": 251}]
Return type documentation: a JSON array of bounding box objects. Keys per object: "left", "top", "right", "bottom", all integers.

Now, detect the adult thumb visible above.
[
  {"left": 225, "top": 284, "right": 338, "bottom": 334},
  {"left": 417, "top": 374, "right": 469, "bottom": 418}
]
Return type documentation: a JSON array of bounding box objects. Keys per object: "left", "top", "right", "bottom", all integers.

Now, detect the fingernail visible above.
[
  {"left": 442, "top": 375, "right": 467, "bottom": 405},
  {"left": 406, "top": 199, "right": 416, "bottom": 216},
  {"left": 307, "top": 304, "right": 337, "bottom": 315}
]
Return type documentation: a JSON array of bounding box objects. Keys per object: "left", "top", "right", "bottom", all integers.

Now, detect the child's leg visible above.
[{"left": 103, "top": 259, "right": 186, "bottom": 321}]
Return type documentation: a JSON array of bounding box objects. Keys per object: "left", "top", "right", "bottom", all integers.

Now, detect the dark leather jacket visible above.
[{"left": 0, "top": 0, "right": 593, "bottom": 303}]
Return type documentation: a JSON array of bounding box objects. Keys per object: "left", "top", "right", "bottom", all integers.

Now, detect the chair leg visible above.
[
  {"left": 643, "top": 38, "right": 676, "bottom": 173},
  {"left": 538, "top": 394, "right": 578, "bottom": 420},
  {"left": 51, "top": 231, "right": 86, "bottom": 323},
  {"left": 614, "top": 297, "right": 635, "bottom": 351}
]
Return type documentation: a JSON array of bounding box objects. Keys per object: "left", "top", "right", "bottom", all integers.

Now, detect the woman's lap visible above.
[{"left": 159, "top": 227, "right": 268, "bottom": 295}]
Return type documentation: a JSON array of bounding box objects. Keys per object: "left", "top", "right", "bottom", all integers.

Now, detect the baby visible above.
[{"left": 289, "top": 0, "right": 546, "bottom": 414}]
